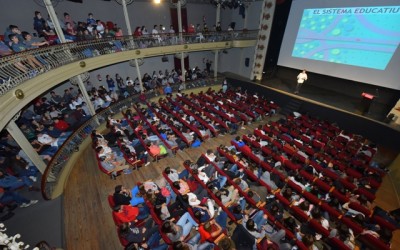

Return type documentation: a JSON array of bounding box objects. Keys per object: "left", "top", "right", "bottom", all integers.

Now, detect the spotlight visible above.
[{"left": 154, "top": 0, "right": 161, "bottom": 4}]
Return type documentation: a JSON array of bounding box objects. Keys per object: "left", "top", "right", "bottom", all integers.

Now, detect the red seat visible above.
[
  {"left": 290, "top": 206, "right": 309, "bottom": 222},
  {"left": 106, "top": 21, "right": 115, "bottom": 30},
  {"left": 354, "top": 188, "right": 375, "bottom": 202},
  {"left": 117, "top": 227, "right": 129, "bottom": 246},
  {"left": 358, "top": 234, "right": 390, "bottom": 250},
  {"left": 108, "top": 194, "right": 116, "bottom": 208},
  {"left": 302, "top": 191, "right": 321, "bottom": 206},
  {"left": 348, "top": 202, "right": 372, "bottom": 217},
  {"left": 371, "top": 214, "right": 397, "bottom": 232},
  {"left": 308, "top": 219, "right": 329, "bottom": 237}
]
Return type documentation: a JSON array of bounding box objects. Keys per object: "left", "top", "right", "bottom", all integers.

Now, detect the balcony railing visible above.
[
  {"left": 0, "top": 30, "right": 258, "bottom": 96},
  {"left": 41, "top": 77, "right": 224, "bottom": 200}
]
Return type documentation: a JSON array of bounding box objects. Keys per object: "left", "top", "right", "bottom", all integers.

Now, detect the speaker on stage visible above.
[{"left": 162, "top": 56, "right": 169, "bottom": 62}]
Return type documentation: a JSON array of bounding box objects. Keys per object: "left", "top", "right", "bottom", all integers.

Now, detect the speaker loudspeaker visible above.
[
  {"left": 162, "top": 56, "right": 169, "bottom": 62},
  {"left": 245, "top": 58, "right": 250, "bottom": 67}
]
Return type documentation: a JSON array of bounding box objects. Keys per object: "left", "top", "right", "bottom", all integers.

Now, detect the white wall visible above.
[
  {"left": 188, "top": 51, "right": 214, "bottom": 72},
  {"left": 186, "top": 3, "right": 217, "bottom": 28},
  {"left": 220, "top": 1, "right": 263, "bottom": 30}
]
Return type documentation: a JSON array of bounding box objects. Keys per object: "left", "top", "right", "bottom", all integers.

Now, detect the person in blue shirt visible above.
[
  {"left": 3, "top": 25, "right": 24, "bottom": 47},
  {"left": 86, "top": 13, "right": 97, "bottom": 26},
  {"left": 130, "top": 185, "right": 145, "bottom": 206},
  {"left": 9, "top": 34, "right": 43, "bottom": 70},
  {"left": 233, "top": 136, "right": 245, "bottom": 148},
  {"left": 164, "top": 83, "right": 172, "bottom": 95},
  {"left": 106, "top": 74, "right": 116, "bottom": 92},
  {"left": 0, "top": 170, "right": 38, "bottom": 191}
]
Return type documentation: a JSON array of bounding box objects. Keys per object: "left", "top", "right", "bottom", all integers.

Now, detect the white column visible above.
[
  {"left": 243, "top": 8, "right": 248, "bottom": 29},
  {"left": 214, "top": 50, "right": 219, "bottom": 78},
  {"left": 44, "top": 0, "right": 66, "bottom": 43},
  {"left": 177, "top": 0, "right": 185, "bottom": 81},
  {"left": 6, "top": 121, "right": 47, "bottom": 174},
  {"left": 122, "top": 0, "right": 142, "bottom": 91},
  {"left": 135, "top": 60, "right": 144, "bottom": 92},
  {"left": 121, "top": 0, "right": 133, "bottom": 35},
  {"left": 216, "top": 4, "right": 221, "bottom": 24},
  {"left": 177, "top": 0, "right": 183, "bottom": 43},
  {"left": 76, "top": 75, "right": 96, "bottom": 117},
  {"left": 181, "top": 53, "right": 185, "bottom": 83}
]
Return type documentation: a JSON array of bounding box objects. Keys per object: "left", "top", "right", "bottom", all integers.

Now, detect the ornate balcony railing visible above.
[
  {"left": 0, "top": 30, "right": 258, "bottom": 96},
  {"left": 41, "top": 77, "right": 224, "bottom": 200}
]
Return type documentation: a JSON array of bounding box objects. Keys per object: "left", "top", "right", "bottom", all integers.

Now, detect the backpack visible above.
[
  {"left": 191, "top": 139, "right": 201, "bottom": 148},
  {"left": 159, "top": 145, "right": 167, "bottom": 155}
]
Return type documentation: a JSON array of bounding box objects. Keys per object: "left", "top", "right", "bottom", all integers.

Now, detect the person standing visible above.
[
  {"left": 295, "top": 69, "right": 308, "bottom": 94},
  {"left": 206, "top": 59, "right": 212, "bottom": 74}
]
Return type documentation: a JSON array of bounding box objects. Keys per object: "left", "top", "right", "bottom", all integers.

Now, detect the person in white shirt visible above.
[
  {"left": 93, "top": 95, "right": 108, "bottom": 110},
  {"left": 152, "top": 25, "right": 161, "bottom": 43},
  {"left": 295, "top": 69, "right": 308, "bottom": 94},
  {"left": 37, "top": 133, "right": 66, "bottom": 148}
]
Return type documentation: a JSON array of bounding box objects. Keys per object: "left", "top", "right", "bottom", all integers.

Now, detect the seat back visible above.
[{"left": 108, "top": 194, "right": 116, "bottom": 208}]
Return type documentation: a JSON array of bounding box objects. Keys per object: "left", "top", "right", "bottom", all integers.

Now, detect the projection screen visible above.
[{"left": 278, "top": 0, "right": 400, "bottom": 90}]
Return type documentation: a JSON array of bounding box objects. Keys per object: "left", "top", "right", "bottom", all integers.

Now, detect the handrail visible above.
[
  {"left": 0, "top": 30, "right": 258, "bottom": 96},
  {"left": 41, "top": 77, "right": 224, "bottom": 200}
]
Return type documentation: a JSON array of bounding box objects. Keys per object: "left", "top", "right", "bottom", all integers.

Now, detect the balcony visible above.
[{"left": 0, "top": 30, "right": 258, "bottom": 132}]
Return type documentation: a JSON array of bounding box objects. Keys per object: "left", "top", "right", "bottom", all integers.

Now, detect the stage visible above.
[{"left": 261, "top": 76, "right": 389, "bottom": 122}]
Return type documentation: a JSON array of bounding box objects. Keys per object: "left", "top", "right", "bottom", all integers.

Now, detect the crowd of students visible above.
[{"left": 96, "top": 87, "right": 398, "bottom": 250}]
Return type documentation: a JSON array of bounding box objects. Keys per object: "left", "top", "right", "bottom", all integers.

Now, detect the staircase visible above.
[{"left": 280, "top": 98, "right": 303, "bottom": 116}]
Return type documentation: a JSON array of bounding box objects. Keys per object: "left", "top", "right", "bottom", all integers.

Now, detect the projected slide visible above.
[
  {"left": 278, "top": 0, "right": 400, "bottom": 90},
  {"left": 292, "top": 6, "right": 400, "bottom": 70}
]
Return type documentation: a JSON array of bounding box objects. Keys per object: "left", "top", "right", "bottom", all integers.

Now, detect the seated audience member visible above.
[
  {"left": 154, "top": 204, "right": 171, "bottom": 221},
  {"left": 99, "top": 155, "right": 128, "bottom": 179},
  {"left": 9, "top": 155, "right": 37, "bottom": 181},
  {"left": 3, "top": 25, "right": 24, "bottom": 46},
  {"left": 113, "top": 185, "right": 145, "bottom": 206},
  {"left": 0, "top": 40, "right": 29, "bottom": 73},
  {"left": 231, "top": 218, "right": 263, "bottom": 249},
  {"left": 161, "top": 212, "right": 198, "bottom": 242},
  {"left": 112, "top": 204, "right": 149, "bottom": 224},
  {"left": 119, "top": 219, "right": 166, "bottom": 250},
  {"left": 22, "top": 31, "right": 49, "bottom": 49},
  {"left": 9, "top": 34, "right": 43, "bottom": 71},
  {"left": 164, "top": 166, "right": 189, "bottom": 182},
  {"left": 173, "top": 232, "right": 214, "bottom": 250},
  {"left": 0, "top": 189, "right": 38, "bottom": 208},
  {"left": 198, "top": 219, "right": 222, "bottom": 243},
  {"left": 37, "top": 132, "right": 67, "bottom": 149},
  {"left": 53, "top": 117, "right": 70, "bottom": 132},
  {"left": 260, "top": 171, "right": 278, "bottom": 190},
  {"left": 0, "top": 170, "right": 39, "bottom": 191},
  {"left": 148, "top": 141, "right": 161, "bottom": 156},
  {"left": 217, "top": 236, "right": 236, "bottom": 250},
  {"left": 113, "top": 185, "right": 132, "bottom": 206}
]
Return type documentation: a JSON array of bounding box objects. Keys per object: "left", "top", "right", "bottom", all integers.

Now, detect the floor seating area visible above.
[{"left": 92, "top": 88, "right": 397, "bottom": 249}]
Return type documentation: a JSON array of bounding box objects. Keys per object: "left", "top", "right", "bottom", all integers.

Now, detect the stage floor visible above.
[{"left": 260, "top": 77, "right": 391, "bottom": 123}]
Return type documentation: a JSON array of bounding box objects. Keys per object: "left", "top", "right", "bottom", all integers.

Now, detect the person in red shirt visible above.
[
  {"left": 198, "top": 219, "right": 222, "bottom": 243},
  {"left": 148, "top": 142, "right": 161, "bottom": 156},
  {"left": 53, "top": 118, "right": 70, "bottom": 131},
  {"left": 112, "top": 204, "right": 149, "bottom": 225}
]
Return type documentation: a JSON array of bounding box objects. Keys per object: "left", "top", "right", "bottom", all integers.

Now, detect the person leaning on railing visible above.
[
  {"left": 0, "top": 40, "right": 30, "bottom": 75},
  {"left": 9, "top": 34, "right": 44, "bottom": 75}
]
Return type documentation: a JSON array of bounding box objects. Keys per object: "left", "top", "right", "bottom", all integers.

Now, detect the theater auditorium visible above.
[{"left": 0, "top": 0, "right": 399, "bottom": 249}]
